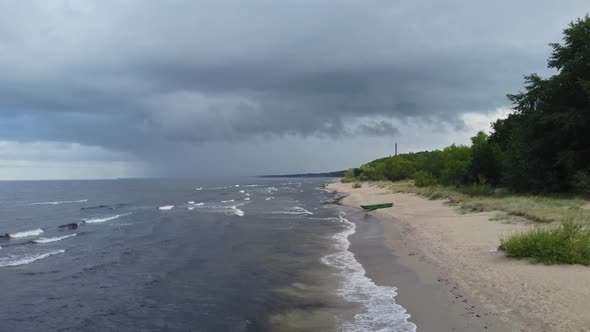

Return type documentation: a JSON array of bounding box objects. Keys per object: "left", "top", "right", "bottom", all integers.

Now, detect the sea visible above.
[{"left": 0, "top": 178, "right": 416, "bottom": 332}]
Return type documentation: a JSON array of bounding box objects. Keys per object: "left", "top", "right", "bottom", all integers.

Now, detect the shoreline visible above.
[{"left": 328, "top": 182, "right": 590, "bottom": 331}]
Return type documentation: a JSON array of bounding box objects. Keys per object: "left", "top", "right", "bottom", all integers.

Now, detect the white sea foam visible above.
[
  {"left": 239, "top": 190, "right": 245, "bottom": 193},
  {"left": 187, "top": 206, "right": 195, "bottom": 210},
  {"left": 195, "top": 187, "right": 203, "bottom": 191},
  {"left": 230, "top": 205, "right": 245, "bottom": 216},
  {"left": 84, "top": 213, "right": 131, "bottom": 223},
  {"left": 244, "top": 197, "right": 250, "bottom": 201},
  {"left": 322, "top": 213, "right": 416, "bottom": 332},
  {"left": 9, "top": 228, "right": 44, "bottom": 238},
  {"left": 187, "top": 201, "right": 195, "bottom": 204},
  {"left": 235, "top": 185, "right": 240, "bottom": 187},
  {"left": 271, "top": 207, "right": 314, "bottom": 215},
  {"left": 195, "top": 202, "right": 204, "bottom": 206},
  {"left": 33, "top": 233, "right": 77, "bottom": 244},
  {"left": 0, "top": 249, "right": 65, "bottom": 267},
  {"left": 221, "top": 199, "right": 235, "bottom": 203},
  {"left": 158, "top": 205, "right": 174, "bottom": 211},
  {"left": 265, "top": 197, "right": 274, "bottom": 201},
  {"left": 29, "top": 199, "right": 88, "bottom": 205}
]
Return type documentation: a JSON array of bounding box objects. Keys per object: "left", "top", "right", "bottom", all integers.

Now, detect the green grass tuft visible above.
[{"left": 499, "top": 217, "right": 590, "bottom": 265}]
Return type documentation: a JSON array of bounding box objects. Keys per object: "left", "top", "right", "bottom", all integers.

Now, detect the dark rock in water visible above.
[
  {"left": 0, "top": 233, "right": 10, "bottom": 239},
  {"left": 58, "top": 223, "right": 79, "bottom": 229}
]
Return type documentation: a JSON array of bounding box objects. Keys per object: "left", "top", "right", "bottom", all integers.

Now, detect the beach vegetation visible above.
[
  {"left": 499, "top": 217, "right": 590, "bottom": 265},
  {"left": 352, "top": 182, "right": 362, "bottom": 188},
  {"left": 413, "top": 171, "right": 436, "bottom": 187}
]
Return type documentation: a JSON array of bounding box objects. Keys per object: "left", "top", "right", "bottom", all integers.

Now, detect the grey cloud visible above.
[{"left": 0, "top": 0, "right": 588, "bottom": 176}]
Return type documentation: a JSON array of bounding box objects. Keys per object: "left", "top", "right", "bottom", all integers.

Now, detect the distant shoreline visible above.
[{"left": 258, "top": 170, "right": 345, "bottom": 178}]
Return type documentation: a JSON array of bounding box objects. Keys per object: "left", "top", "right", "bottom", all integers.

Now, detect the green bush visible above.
[
  {"left": 352, "top": 182, "right": 362, "bottom": 188},
  {"left": 381, "top": 157, "right": 415, "bottom": 181},
  {"left": 340, "top": 177, "right": 354, "bottom": 183},
  {"left": 499, "top": 219, "right": 590, "bottom": 265},
  {"left": 413, "top": 171, "right": 437, "bottom": 187}
]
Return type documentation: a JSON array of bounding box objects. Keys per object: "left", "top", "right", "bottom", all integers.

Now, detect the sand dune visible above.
[{"left": 328, "top": 182, "right": 590, "bottom": 332}]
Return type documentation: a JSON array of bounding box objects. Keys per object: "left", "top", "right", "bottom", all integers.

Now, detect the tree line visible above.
[{"left": 344, "top": 16, "right": 590, "bottom": 194}]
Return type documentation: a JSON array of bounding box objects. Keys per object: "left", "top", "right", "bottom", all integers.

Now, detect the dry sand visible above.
[{"left": 328, "top": 182, "right": 590, "bottom": 332}]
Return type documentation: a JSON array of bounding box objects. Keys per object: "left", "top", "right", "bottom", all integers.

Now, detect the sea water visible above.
[{"left": 0, "top": 178, "right": 414, "bottom": 331}]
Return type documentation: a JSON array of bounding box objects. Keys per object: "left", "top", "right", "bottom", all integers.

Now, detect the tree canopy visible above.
[{"left": 345, "top": 16, "right": 590, "bottom": 194}]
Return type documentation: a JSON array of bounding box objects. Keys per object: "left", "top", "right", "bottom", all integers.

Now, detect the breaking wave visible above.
[
  {"left": 84, "top": 213, "right": 131, "bottom": 224},
  {"left": 9, "top": 228, "right": 44, "bottom": 238},
  {"left": 33, "top": 234, "right": 77, "bottom": 244},
  {"left": 322, "top": 213, "right": 416, "bottom": 332},
  {"left": 230, "top": 205, "right": 245, "bottom": 217},
  {"left": 0, "top": 249, "right": 65, "bottom": 267},
  {"left": 271, "top": 207, "right": 314, "bottom": 215},
  {"left": 30, "top": 199, "right": 88, "bottom": 205},
  {"left": 158, "top": 205, "right": 174, "bottom": 211}
]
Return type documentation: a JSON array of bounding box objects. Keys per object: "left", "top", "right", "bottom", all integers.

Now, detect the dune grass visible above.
[
  {"left": 373, "top": 180, "right": 590, "bottom": 265},
  {"left": 384, "top": 180, "right": 590, "bottom": 223},
  {"left": 499, "top": 217, "right": 590, "bottom": 265}
]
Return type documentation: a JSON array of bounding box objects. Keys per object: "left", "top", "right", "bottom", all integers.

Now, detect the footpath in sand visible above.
[{"left": 328, "top": 182, "right": 590, "bottom": 332}]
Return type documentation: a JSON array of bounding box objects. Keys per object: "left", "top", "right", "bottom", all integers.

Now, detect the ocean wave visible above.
[
  {"left": 33, "top": 234, "right": 77, "bottom": 244},
  {"left": 195, "top": 187, "right": 203, "bottom": 190},
  {"left": 322, "top": 213, "right": 416, "bottom": 332},
  {"left": 84, "top": 213, "right": 131, "bottom": 224},
  {"left": 244, "top": 197, "right": 250, "bottom": 201},
  {"left": 8, "top": 228, "right": 44, "bottom": 238},
  {"left": 239, "top": 190, "right": 245, "bottom": 194},
  {"left": 187, "top": 201, "right": 195, "bottom": 204},
  {"left": 0, "top": 249, "right": 65, "bottom": 268},
  {"left": 30, "top": 199, "right": 88, "bottom": 205},
  {"left": 158, "top": 205, "right": 174, "bottom": 211},
  {"left": 265, "top": 197, "right": 274, "bottom": 201},
  {"left": 230, "top": 205, "right": 245, "bottom": 217},
  {"left": 271, "top": 207, "right": 314, "bottom": 215},
  {"left": 221, "top": 199, "right": 235, "bottom": 203}
]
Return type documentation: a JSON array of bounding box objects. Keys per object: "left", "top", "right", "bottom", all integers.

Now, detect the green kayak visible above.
[{"left": 360, "top": 203, "right": 393, "bottom": 211}]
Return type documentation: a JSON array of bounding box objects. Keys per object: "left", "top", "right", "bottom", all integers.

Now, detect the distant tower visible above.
[{"left": 395, "top": 143, "right": 398, "bottom": 156}]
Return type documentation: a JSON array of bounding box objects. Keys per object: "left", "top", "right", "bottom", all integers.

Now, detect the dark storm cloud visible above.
[{"left": 0, "top": 0, "right": 588, "bottom": 161}]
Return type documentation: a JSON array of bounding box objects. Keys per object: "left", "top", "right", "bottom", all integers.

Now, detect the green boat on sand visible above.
[{"left": 360, "top": 203, "right": 393, "bottom": 211}]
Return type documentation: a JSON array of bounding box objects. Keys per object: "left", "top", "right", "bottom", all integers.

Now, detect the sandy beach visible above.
[{"left": 328, "top": 182, "right": 590, "bottom": 332}]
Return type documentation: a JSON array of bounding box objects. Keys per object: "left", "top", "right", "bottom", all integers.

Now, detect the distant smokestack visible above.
[{"left": 395, "top": 143, "right": 398, "bottom": 156}]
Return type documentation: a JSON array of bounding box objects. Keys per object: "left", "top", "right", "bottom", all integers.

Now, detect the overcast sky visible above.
[{"left": 0, "top": 1, "right": 588, "bottom": 179}]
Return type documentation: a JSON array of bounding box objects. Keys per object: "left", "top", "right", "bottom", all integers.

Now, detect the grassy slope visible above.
[
  {"left": 370, "top": 180, "right": 590, "bottom": 265},
  {"left": 373, "top": 180, "right": 590, "bottom": 223}
]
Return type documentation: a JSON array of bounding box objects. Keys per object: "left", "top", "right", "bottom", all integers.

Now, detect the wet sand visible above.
[
  {"left": 344, "top": 206, "right": 515, "bottom": 331},
  {"left": 329, "top": 182, "right": 590, "bottom": 332}
]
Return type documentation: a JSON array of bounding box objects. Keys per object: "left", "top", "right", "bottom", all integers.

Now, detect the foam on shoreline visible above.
[{"left": 322, "top": 212, "right": 416, "bottom": 332}]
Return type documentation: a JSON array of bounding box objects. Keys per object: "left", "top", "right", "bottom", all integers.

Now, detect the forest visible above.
[{"left": 344, "top": 16, "right": 590, "bottom": 195}]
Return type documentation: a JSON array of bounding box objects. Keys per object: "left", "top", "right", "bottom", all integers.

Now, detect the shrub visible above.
[
  {"left": 341, "top": 177, "right": 354, "bottom": 183},
  {"left": 499, "top": 218, "right": 590, "bottom": 265},
  {"left": 413, "top": 171, "right": 437, "bottom": 187},
  {"left": 352, "top": 182, "right": 362, "bottom": 188}
]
